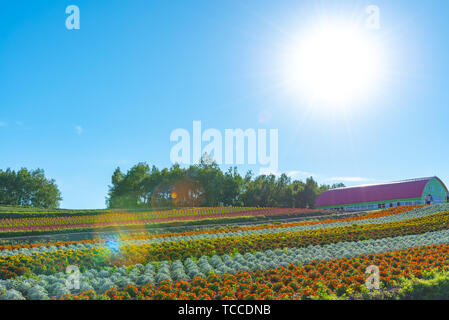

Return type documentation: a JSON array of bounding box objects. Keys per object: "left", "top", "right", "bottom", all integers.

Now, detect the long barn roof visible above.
[{"left": 315, "top": 177, "right": 446, "bottom": 207}]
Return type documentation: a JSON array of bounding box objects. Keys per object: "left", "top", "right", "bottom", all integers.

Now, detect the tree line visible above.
[
  {"left": 0, "top": 162, "right": 345, "bottom": 209},
  {"left": 107, "top": 157, "right": 344, "bottom": 209},
  {"left": 0, "top": 168, "right": 62, "bottom": 208}
]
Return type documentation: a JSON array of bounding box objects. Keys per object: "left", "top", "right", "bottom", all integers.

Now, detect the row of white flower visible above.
[
  {"left": 1, "top": 204, "right": 447, "bottom": 258},
  {"left": 3, "top": 223, "right": 449, "bottom": 300}
]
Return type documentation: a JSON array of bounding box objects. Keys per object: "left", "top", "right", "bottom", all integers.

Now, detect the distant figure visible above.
[{"left": 425, "top": 194, "right": 433, "bottom": 205}]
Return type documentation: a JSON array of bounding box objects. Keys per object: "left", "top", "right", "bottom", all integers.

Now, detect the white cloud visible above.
[
  {"left": 75, "top": 125, "right": 83, "bottom": 135},
  {"left": 259, "top": 168, "right": 280, "bottom": 176},
  {"left": 255, "top": 169, "right": 377, "bottom": 185},
  {"left": 0, "top": 122, "right": 6, "bottom": 127},
  {"left": 287, "top": 170, "right": 316, "bottom": 178},
  {"left": 258, "top": 169, "right": 317, "bottom": 179},
  {"left": 328, "top": 176, "right": 375, "bottom": 183}
]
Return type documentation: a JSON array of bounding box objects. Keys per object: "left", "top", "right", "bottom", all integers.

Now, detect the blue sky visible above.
[{"left": 1, "top": 0, "right": 449, "bottom": 209}]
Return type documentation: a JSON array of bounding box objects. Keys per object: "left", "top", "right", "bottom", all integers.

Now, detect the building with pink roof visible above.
[{"left": 315, "top": 177, "right": 448, "bottom": 211}]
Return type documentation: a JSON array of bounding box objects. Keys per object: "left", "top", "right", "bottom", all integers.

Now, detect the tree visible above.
[
  {"left": 222, "top": 167, "right": 242, "bottom": 206},
  {"left": 106, "top": 160, "right": 334, "bottom": 209},
  {"left": 111, "top": 167, "right": 124, "bottom": 186},
  {"left": 107, "top": 163, "right": 150, "bottom": 208},
  {"left": 294, "top": 177, "right": 320, "bottom": 208},
  {"left": 0, "top": 168, "right": 62, "bottom": 208}
]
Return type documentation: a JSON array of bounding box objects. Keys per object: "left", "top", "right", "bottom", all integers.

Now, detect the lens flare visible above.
[{"left": 105, "top": 239, "right": 120, "bottom": 253}]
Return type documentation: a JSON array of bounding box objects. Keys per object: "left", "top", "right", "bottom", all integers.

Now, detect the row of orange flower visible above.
[{"left": 61, "top": 242, "right": 449, "bottom": 300}]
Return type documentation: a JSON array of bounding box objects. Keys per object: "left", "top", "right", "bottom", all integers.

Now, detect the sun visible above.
[{"left": 283, "top": 23, "right": 383, "bottom": 105}]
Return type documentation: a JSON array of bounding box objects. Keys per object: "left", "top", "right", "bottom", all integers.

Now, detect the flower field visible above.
[
  {"left": 0, "top": 207, "right": 328, "bottom": 237},
  {"left": 1, "top": 204, "right": 449, "bottom": 300}
]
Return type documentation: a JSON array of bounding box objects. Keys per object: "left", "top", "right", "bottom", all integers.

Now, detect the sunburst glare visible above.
[{"left": 281, "top": 21, "right": 385, "bottom": 107}]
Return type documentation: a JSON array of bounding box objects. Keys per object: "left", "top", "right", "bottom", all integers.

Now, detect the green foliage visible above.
[
  {"left": 107, "top": 155, "right": 338, "bottom": 209},
  {"left": 0, "top": 168, "right": 62, "bottom": 208},
  {"left": 397, "top": 271, "right": 449, "bottom": 300}
]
